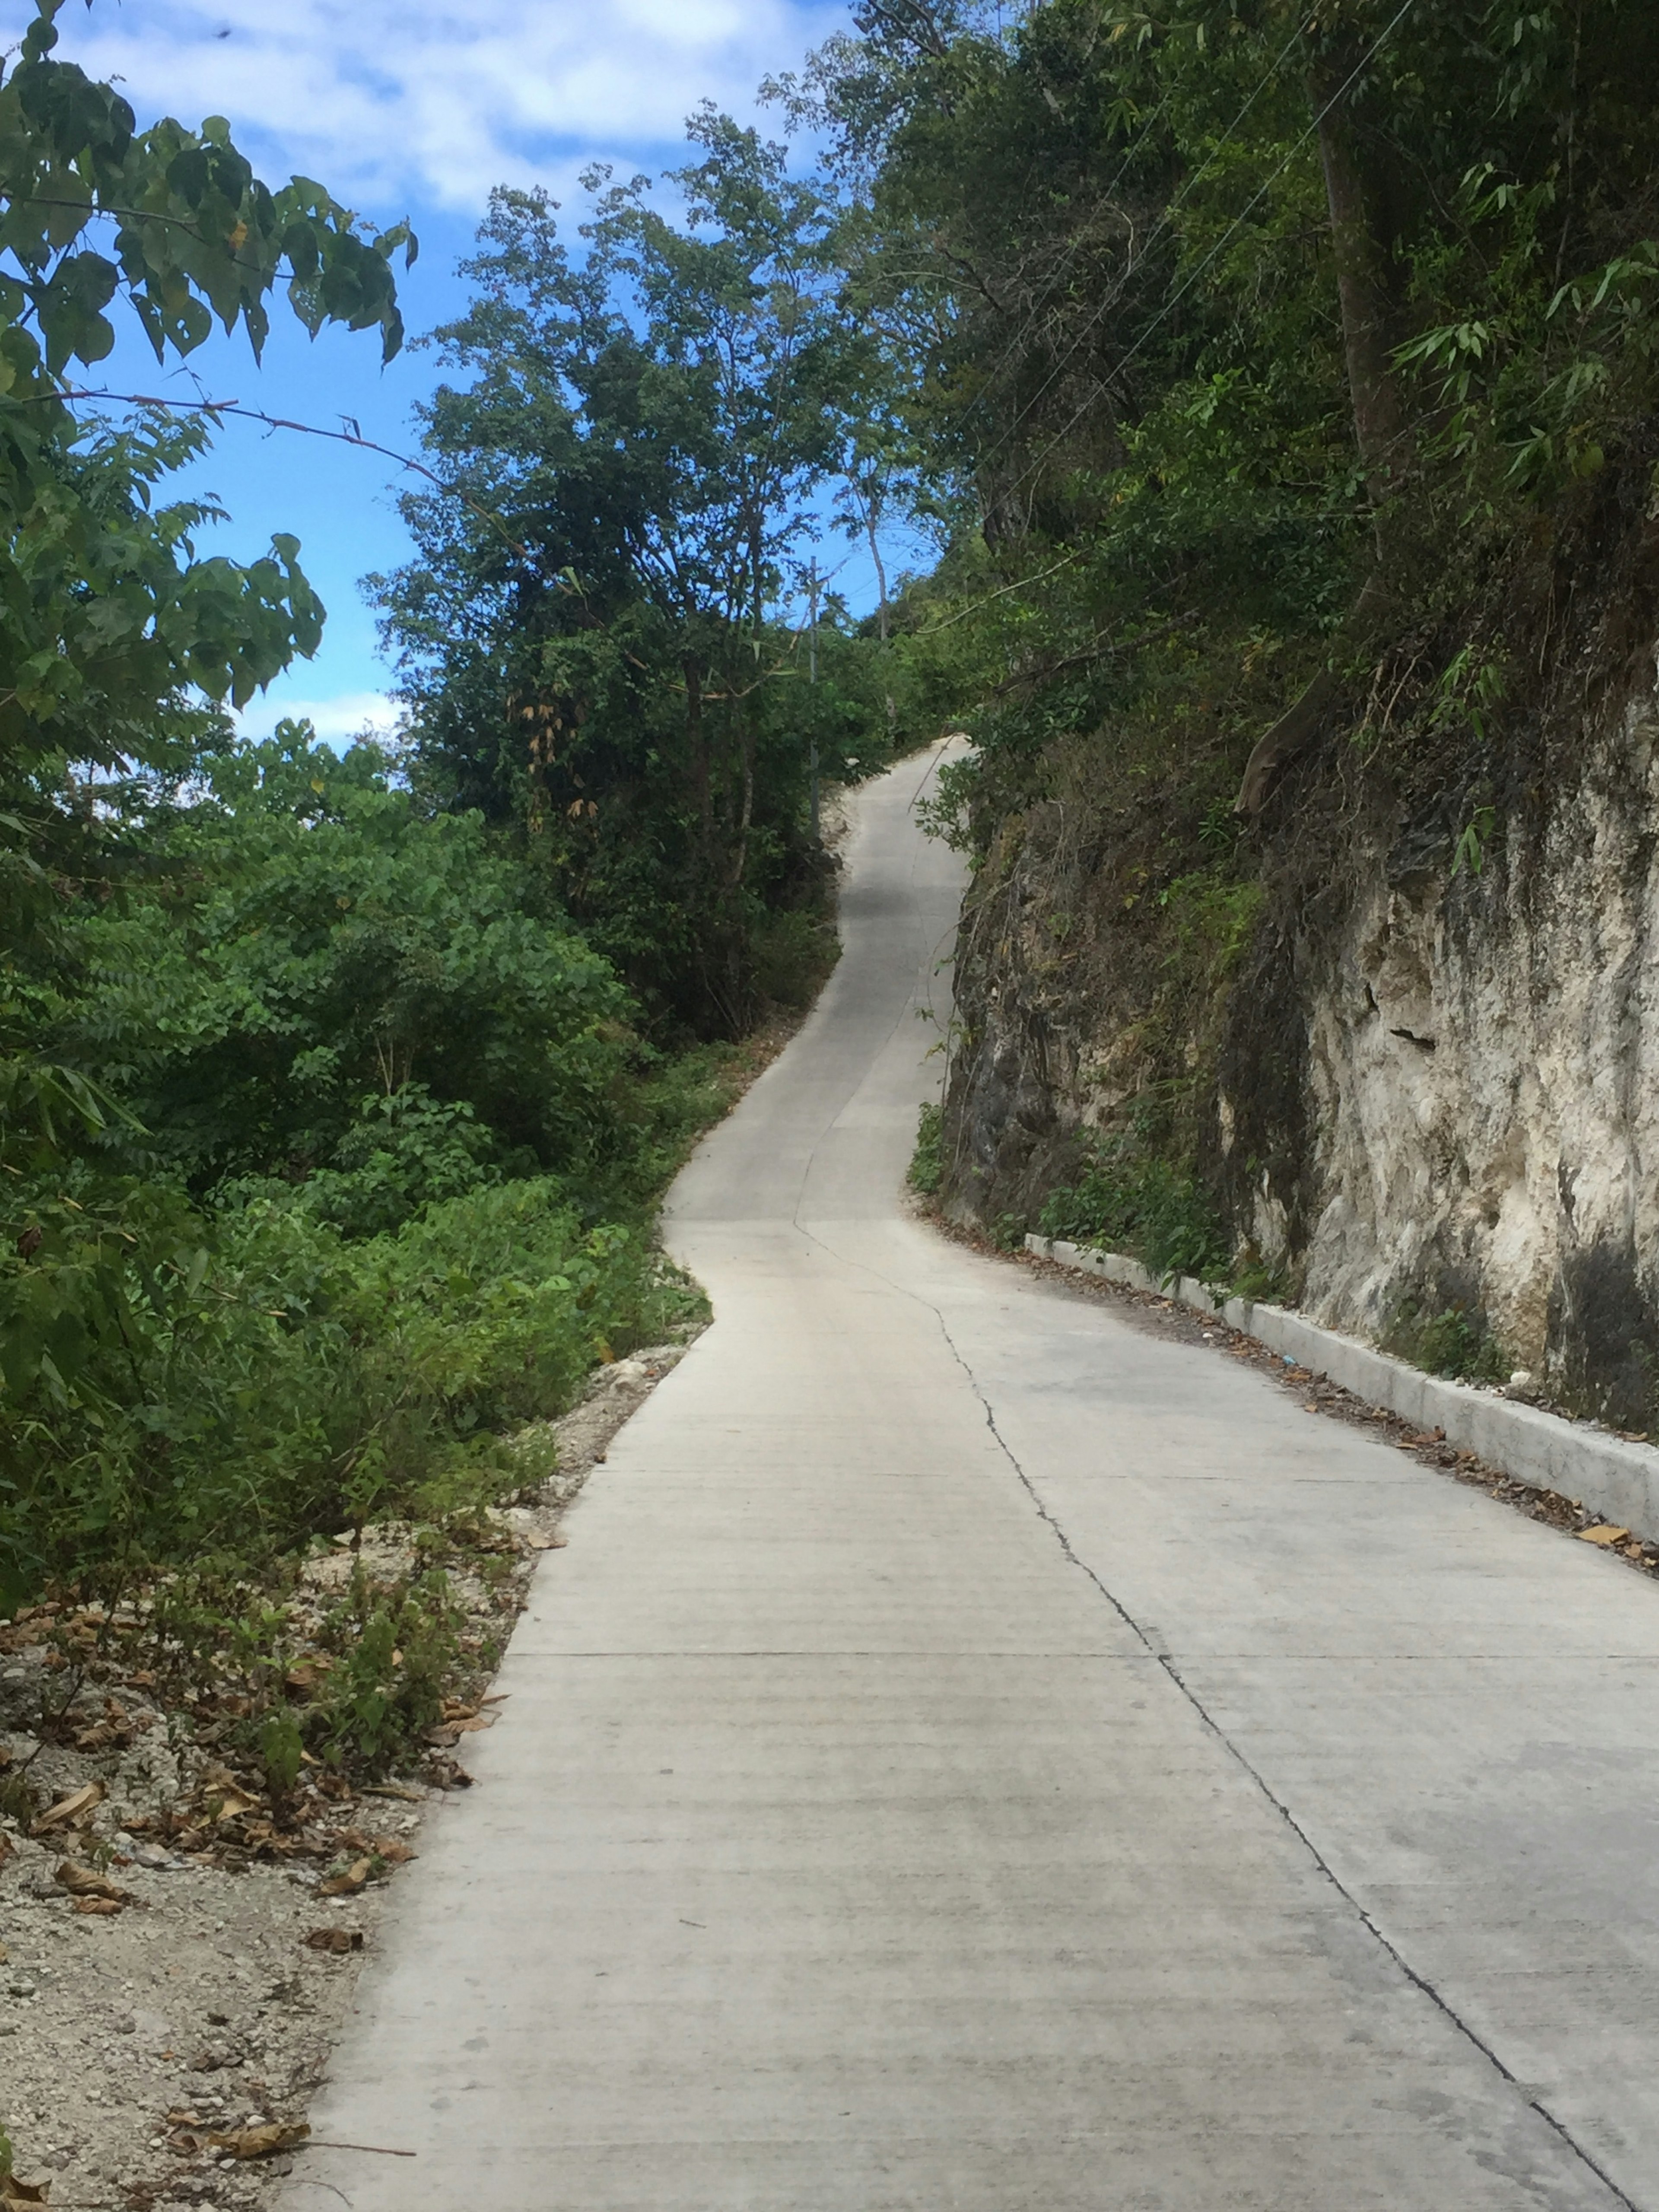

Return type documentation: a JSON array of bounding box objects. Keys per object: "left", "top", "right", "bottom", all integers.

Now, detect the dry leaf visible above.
[
  {"left": 72, "top": 1895, "right": 124, "bottom": 1916},
  {"left": 526, "top": 1532, "right": 568, "bottom": 1551},
  {"left": 0, "top": 2176, "right": 51, "bottom": 2206},
  {"left": 207, "top": 2122, "right": 310, "bottom": 2160},
  {"left": 304, "top": 1926, "right": 363, "bottom": 1954},
  {"left": 0, "top": 1831, "right": 14, "bottom": 1873},
  {"left": 31, "top": 1780, "right": 103, "bottom": 1834},
  {"left": 1578, "top": 1523, "right": 1630, "bottom": 1546},
  {"left": 55, "top": 1860, "right": 130, "bottom": 1904},
  {"left": 318, "top": 1856, "right": 372, "bottom": 1897}
]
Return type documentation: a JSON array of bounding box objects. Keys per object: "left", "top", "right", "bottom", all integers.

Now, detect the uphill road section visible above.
[{"left": 284, "top": 738, "right": 1659, "bottom": 2212}]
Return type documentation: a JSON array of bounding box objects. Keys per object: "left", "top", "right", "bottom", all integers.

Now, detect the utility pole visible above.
[{"left": 807, "top": 556, "right": 820, "bottom": 846}]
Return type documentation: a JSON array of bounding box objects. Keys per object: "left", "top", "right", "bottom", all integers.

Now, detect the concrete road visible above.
[{"left": 288, "top": 744, "right": 1659, "bottom": 2211}]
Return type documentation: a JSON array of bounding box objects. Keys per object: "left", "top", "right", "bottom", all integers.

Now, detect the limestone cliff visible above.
[{"left": 939, "top": 493, "right": 1659, "bottom": 1428}]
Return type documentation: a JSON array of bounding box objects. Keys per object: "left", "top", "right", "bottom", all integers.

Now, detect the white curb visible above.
[{"left": 1026, "top": 1234, "right": 1659, "bottom": 1542}]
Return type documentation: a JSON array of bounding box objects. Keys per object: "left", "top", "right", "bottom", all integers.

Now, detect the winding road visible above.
[{"left": 289, "top": 742, "right": 1659, "bottom": 2211}]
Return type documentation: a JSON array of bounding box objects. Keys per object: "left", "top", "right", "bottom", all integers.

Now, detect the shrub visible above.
[
  {"left": 909, "top": 1100, "right": 944, "bottom": 1196},
  {"left": 1039, "top": 1138, "right": 1230, "bottom": 1285}
]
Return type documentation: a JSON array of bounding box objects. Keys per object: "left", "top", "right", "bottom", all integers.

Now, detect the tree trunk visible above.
[
  {"left": 1308, "top": 46, "right": 1411, "bottom": 501},
  {"left": 865, "top": 503, "right": 890, "bottom": 642},
  {"left": 1234, "top": 41, "right": 1414, "bottom": 815}
]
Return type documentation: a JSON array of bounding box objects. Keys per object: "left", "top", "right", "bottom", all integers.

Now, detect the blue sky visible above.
[{"left": 30, "top": 0, "right": 865, "bottom": 743}]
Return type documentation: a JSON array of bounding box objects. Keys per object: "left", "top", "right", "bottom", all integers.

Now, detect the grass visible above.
[{"left": 1037, "top": 1138, "right": 1230, "bottom": 1287}]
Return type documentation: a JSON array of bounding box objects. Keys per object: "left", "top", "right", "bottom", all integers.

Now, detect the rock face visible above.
[
  {"left": 941, "top": 620, "right": 1659, "bottom": 1427},
  {"left": 1271, "top": 660, "right": 1659, "bottom": 1424}
]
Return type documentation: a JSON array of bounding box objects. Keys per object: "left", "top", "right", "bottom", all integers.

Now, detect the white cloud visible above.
[
  {"left": 49, "top": 0, "right": 839, "bottom": 213},
  {"left": 238, "top": 689, "right": 400, "bottom": 746}
]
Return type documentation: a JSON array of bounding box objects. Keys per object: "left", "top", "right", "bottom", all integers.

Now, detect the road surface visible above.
[{"left": 288, "top": 742, "right": 1659, "bottom": 2211}]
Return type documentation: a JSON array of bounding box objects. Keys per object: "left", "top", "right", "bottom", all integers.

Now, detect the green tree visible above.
[
  {"left": 0, "top": 0, "right": 414, "bottom": 1173},
  {"left": 377, "top": 111, "right": 878, "bottom": 1034}
]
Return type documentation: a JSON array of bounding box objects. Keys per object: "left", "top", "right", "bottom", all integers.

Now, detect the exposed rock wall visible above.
[
  {"left": 1270, "top": 658, "right": 1659, "bottom": 1422},
  {"left": 941, "top": 552, "right": 1659, "bottom": 1426}
]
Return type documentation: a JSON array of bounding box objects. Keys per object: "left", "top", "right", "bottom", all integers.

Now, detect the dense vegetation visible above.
[
  {"left": 7, "top": 0, "right": 1656, "bottom": 1599},
  {"left": 785, "top": 0, "right": 1659, "bottom": 1281},
  {"left": 0, "top": 8, "right": 902, "bottom": 1612}
]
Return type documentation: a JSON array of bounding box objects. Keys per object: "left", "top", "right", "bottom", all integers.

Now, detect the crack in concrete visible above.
[
  {"left": 792, "top": 1214, "right": 1640, "bottom": 2212},
  {"left": 925, "top": 1297, "right": 1645, "bottom": 2212}
]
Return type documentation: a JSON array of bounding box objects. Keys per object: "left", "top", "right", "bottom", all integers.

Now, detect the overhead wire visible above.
[
  {"left": 948, "top": 78, "right": 1180, "bottom": 436},
  {"left": 970, "top": 9, "right": 1318, "bottom": 476},
  {"left": 1001, "top": 0, "right": 1417, "bottom": 505}
]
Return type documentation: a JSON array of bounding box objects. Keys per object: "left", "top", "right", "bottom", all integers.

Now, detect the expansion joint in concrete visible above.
[{"left": 918, "top": 1298, "right": 1646, "bottom": 2212}]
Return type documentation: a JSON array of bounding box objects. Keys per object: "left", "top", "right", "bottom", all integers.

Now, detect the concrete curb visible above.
[{"left": 1026, "top": 1233, "right": 1659, "bottom": 1543}]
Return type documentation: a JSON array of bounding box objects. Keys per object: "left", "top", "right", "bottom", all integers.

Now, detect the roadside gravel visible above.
[{"left": 0, "top": 1341, "right": 691, "bottom": 2212}]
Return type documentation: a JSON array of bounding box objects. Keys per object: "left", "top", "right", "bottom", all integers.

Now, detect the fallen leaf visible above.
[
  {"left": 73, "top": 1895, "right": 124, "bottom": 1916},
  {"left": 55, "top": 1860, "right": 130, "bottom": 1904},
  {"left": 0, "top": 1831, "right": 13, "bottom": 1872},
  {"left": 31, "top": 1780, "right": 103, "bottom": 1834},
  {"left": 1578, "top": 1523, "right": 1630, "bottom": 1546},
  {"left": 0, "top": 2175, "right": 51, "bottom": 2205},
  {"left": 285, "top": 1658, "right": 334, "bottom": 1695},
  {"left": 318, "top": 1856, "right": 372, "bottom": 1897},
  {"left": 304, "top": 1926, "right": 363, "bottom": 1954},
  {"left": 207, "top": 2122, "right": 311, "bottom": 2160},
  {"left": 526, "top": 1532, "right": 567, "bottom": 1551}
]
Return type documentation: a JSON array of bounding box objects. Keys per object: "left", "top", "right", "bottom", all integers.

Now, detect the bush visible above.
[
  {"left": 1039, "top": 1138, "right": 1230, "bottom": 1286},
  {"left": 294, "top": 1086, "right": 502, "bottom": 1239},
  {"left": 750, "top": 907, "right": 840, "bottom": 1010},
  {"left": 909, "top": 1100, "right": 944, "bottom": 1196},
  {"left": 0, "top": 1170, "right": 702, "bottom": 1604}
]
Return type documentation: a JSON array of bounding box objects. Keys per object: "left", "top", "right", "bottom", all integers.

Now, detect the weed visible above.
[
  {"left": 258, "top": 1708, "right": 305, "bottom": 1812},
  {"left": 1040, "top": 1138, "right": 1230, "bottom": 1285},
  {"left": 311, "top": 1562, "right": 462, "bottom": 1776},
  {"left": 909, "top": 1102, "right": 944, "bottom": 1197},
  {"left": 0, "top": 1768, "right": 37, "bottom": 1826},
  {"left": 1385, "top": 1298, "right": 1508, "bottom": 1383}
]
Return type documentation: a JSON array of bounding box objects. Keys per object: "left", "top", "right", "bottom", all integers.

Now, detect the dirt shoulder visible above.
[{"left": 0, "top": 1340, "right": 691, "bottom": 2212}]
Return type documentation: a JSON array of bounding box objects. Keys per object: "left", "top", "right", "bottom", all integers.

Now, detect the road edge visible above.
[{"left": 1027, "top": 1233, "right": 1659, "bottom": 1544}]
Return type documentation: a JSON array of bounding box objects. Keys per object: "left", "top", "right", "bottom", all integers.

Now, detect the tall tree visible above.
[{"left": 378, "top": 114, "right": 867, "bottom": 1034}]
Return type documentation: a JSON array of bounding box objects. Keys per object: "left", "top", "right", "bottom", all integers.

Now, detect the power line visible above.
[
  {"left": 1002, "top": 0, "right": 1416, "bottom": 505},
  {"left": 970, "top": 10, "right": 1317, "bottom": 476},
  {"left": 949, "top": 79, "right": 1180, "bottom": 436}
]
